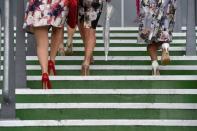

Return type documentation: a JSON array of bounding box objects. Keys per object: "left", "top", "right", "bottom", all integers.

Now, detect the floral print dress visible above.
[
  {"left": 138, "top": 0, "right": 177, "bottom": 44},
  {"left": 23, "top": 0, "right": 69, "bottom": 29},
  {"left": 78, "top": 0, "right": 104, "bottom": 29}
]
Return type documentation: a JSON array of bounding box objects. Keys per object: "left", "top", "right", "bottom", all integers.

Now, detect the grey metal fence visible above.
[
  {"left": 0, "top": 7, "right": 2, "bottom": 82},
  {"left": 0, "top": 0, "right": 16, "bottom": 119},
  {"left": 186, "top": 0, "right": 197, "bottom": 55}
]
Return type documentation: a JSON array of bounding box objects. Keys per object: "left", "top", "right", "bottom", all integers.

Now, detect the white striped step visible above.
[
  {"left": 59, "top": 32, "right": 193, "bottom": 37},
  {"left": 1, "top": 47, "right": 195, "bottom": 52},
  {"left": 2, "top": 31, "right": 194, "bottom": 37},
  {"left": 25, "top": 65, "right": 197, "bottom": 71},
  {"left": 1, "top": 89, "right": 197, "bottom": 95},
  {"left": 23, "top": 39, "right": 191, "bottom": 45},
  {"left": 0, "top": 103, "right": 196, "bottom": 110},
  {"left": 0, "top": 119, "right": 197, "bottom": 127},
  {"left": 58, "top": 47, "right": 196, "bottom": 51},
  {"left": 1, "top": 65, "right": 196, "bottom": 71},
  {"left": 24, "top": 56, "right": 197, "bottom": 61},
  {"left": 1, "top": 75, "right": 197, "bottom": 81},
  {"left": 61, "top": 39, "right": 189, "bottom": 44},
  {"left": 4, "top": 32, "right": 195, "bottom": 38},
  {"left": 25, "top": 75, "right": 197, "bottom": 81}
]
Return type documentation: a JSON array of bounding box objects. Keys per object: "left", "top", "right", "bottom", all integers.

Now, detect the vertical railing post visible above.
[
  {"left": 15, "top": 0, "right": 27, "bottom": 88},
  {"left": 0, "top": 0, "right": 16, "bottom": 119},
  {"left": 0, "top": 8, "right": 2, "bottom": 78},
  {"left": 174, "top": 0, "right": 182, "bottom": 32},
  {"left": 196, "top": 1, "right": 197, "bottom": 25},
  {"left": 186, "top": 0, "right": 196, "bottom": 56},
  {"left": 121, "top": 0, "right": 124, "bottom": 27}
]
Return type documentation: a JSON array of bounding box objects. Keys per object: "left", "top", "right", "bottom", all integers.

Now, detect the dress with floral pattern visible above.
[
  {"left": 138, "top": 0, "right": 177, "bottom": 44},
  {"left": 79, "top": 0, "right": 104, "bottom": 29},
  {"left": 23, "top": 0, "right": 69, "bottom": 29}
]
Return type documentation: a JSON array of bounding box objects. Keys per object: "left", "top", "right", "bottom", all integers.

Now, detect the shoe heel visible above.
[
  {"left": 48, "top": 60, "right": 56, "bottom": 75},
  {"left": 161, "top": 43, "right": 170, "bottom": 65},
  {"left": 90, "top": 56, "right": 94, "bottom": 64},
  {"left": 65, "top": 39, "right": 73, "bottom": 56},
  {"left": 152, "top": 61, "right": 160, "bottom": 76},
  {"left": 58, "top": 47, "right": 65, "bottom": 56},
  {"left": 81, "top": 65, "right": 90, "bottom": 76},
  {"left": 42, "top": 73, "right": 52, "bottom": 89}
]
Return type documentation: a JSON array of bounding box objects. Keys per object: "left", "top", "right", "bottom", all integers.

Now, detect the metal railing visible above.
[
  {"left": 186, "top": 0, "right": 197, "bottom": 55},
  {"left": 0, "top": 0, "right": 16, "bottom": 119},
  {"left": 0, "top": 8, "right": 2, "bottom": 82}
]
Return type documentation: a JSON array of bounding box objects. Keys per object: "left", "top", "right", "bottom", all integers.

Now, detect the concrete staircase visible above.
[{"left": 0, "top": 27, "right": 197, "bottom": 131}]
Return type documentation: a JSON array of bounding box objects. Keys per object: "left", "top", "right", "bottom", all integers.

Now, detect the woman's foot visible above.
[
  {"left": 65, "top": 39, "right": 73, "bottom": 56},
  {"left": 58, "top": 47, "right": 65, "bottom": 56},
  {"left": 81, "top": 64, "right": 90, "bottom": 76},
  {"left": 42, "top": 73, "right": 51, "bottom": 89},
  {"left": 90, "top": 56, "right": 94, "bottom": 64},
  {"left": 161, "top": 43, "right": 170, "bottom": 65},
  {"left": 48, "top": 60, "right": 56, "bottom": 75},
  {"left": 152, "top": 60, "right": 160, "bottom": 75}
]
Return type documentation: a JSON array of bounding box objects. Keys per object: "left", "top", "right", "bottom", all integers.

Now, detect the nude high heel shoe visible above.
[
  {"left": 81, "top": 65, "right": 90, "bottom": 76},
  {"left": 161, "top": 43, "right": 170, "bottom": 65},
  {"left": 58, "top": 46, "right": 65, "bottom": 56},
  {"left": 152, "top": 60, "right": 160, "bottom": 75},
  {"left": 65, "top": 38, "right": 73, "bottom": 56}
]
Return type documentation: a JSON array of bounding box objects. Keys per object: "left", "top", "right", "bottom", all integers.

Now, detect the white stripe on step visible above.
[
  {"left": 0, "top": 119, "right": 197, "bottom": 127},
  {"left": 1, "top": 89, "right": 197, "bottom": 95},
  {"left": 25, "top": 65, "right": 197, "bottom": 70},
  {"left": 60, "top": 32, "right": 188, "bottom": 37},
  {"left": 1, "top": 75, "right": 197, "bottom": 81},
  {"left": 25, "top": 56, "right": 197, "bottom": 61},
  {"left": 54, "top": 47, "right": 192, "bottom": 51},
  {"left": 1, "top": 47, "right": 192, "bottom": 52},
  {"left": 26, "top": 75, "right": 197, "bottom": 81},
  {"left": 94, "top": 27, "right": 139, "bottom": 31},
  {"left": 0, "top": 103, "right": 196, "bottom": 109},
  {"left": 2, "top": 32, "right": 191, "bottom": 38},
  {"left": 181, "top": 26, "right": 197, "bottom": 30},
  {"left": 64, "top": 39, "right": 187, "bottom": 44}
]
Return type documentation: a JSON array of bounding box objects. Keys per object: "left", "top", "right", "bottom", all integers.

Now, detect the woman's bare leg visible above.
[
  {"left": 67, "top": 25, "right": 76, "bottom": 46},
  {"left": 33, "top": 26, "right": 49, "bottom": 74},
  {"left": 50, "top": 27, "right": 64, "bottom": 62},
  {"left": 79, "top": 23, "right": 94, "bottom": 64},
  {"left": 147, "top": 42, "right": 161, "bottom": 75},
  {"left": 83, "top": 28, "right": 96, "bottom": 66},
  {"left": 79, "top": 22, "right": 96, "bottom": 75},
  {"left": 64, "top": 25, "right": 77, "bottom": 55}
]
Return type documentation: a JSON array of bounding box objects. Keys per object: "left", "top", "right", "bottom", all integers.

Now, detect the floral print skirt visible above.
[
  {"left": 79, "top": 0, "right": 103, "bottom": 29},
  {"left": 138, "top": 0, "right": 177, "bottom": 44},
  {"left": 23, "top": 0, "right": 69, "bottom": 29}
]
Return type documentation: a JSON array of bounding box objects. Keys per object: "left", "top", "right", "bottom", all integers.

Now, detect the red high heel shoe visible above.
[
  {"left": 48, "top": 60, "right": 56, "bottom": 75},
  {"left": 42, "top": 73, "right": 52, "bottom": 89}
]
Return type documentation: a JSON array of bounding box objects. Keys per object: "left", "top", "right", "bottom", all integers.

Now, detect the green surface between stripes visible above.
[
  {"left": 12, "top": 94, "right": 197, "bottom": 103},
  {"left": 26, "top": 80, "right": 197, "bottom": 89},
  {"left": 26, "top": 70, "right": 197, "bottom": 76},
  {"left": 0, "top": 126, "right": 197, "bottom": 131},
  {"left": 15, "top": 109, "right": 197, "bottom": 120}
]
